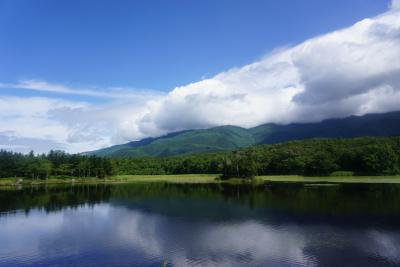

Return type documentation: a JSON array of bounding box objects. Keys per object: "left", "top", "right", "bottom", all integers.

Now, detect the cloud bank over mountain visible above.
[
  {"left": 1, "top": 6, "right": 400, "bottom": 153},
  {"left": 130, "top": 8, "right": 400, "bottom": 137}
]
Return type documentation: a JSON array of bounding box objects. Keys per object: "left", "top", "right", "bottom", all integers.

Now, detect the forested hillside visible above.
[
  {"left": 111, "top": 136, "right": 400, "bottom": 177},
  {"left": 89, "top": 126, "right": 254, "bottom": 157},
  {"left": 2, "top": 136, "right": 399, "bottom": 178},
  {"left": 87, "top": 111, "right": 400, "bottom": 157}
]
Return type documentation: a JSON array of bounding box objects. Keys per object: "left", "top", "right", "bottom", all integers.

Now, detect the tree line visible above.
[
  {"left": 1, "top": 136, "right": 399, "bottom": 179},
  {"left": 111, "top": 136, "right": 400, "bottom": 178},
  {"left": 0, "top": 150, "right": 112, "bottom": 179}
]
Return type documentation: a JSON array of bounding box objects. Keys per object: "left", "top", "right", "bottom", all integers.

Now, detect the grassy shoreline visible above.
[
  {"left": 1, "top": 174, "right": 400, "bottom": 187},
  {"left": 258, "top": 175, "right": 400, "bottom": 184},
  {"left": 0, "top": 174, "right": 219, "bottom": 187}
]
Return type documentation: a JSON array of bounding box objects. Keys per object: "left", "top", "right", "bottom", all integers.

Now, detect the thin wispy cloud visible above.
[{"left": 0, "top": 80, "right": 163, "bottom": 99}]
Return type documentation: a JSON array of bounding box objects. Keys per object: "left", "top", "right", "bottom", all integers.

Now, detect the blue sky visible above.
[
  {"left": 0, "top": 0, "right": 389, "bottom": 91},
  {"left": 0, "top": 0, "right": 399, "bottom": 153}
]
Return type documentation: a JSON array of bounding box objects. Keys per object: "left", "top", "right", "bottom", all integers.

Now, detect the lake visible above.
[{"left": 1, "top": 182, "right": 400, "bottom": 266}]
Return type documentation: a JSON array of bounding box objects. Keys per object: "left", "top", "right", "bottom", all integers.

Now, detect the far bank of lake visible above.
[{"left": 1, "top": 174, "right": 400, "bottom": 187}]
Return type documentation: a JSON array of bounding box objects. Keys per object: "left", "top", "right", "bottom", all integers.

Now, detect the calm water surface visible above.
[{"left": 1, "top": 182, "right": 400, "bottom": 267}]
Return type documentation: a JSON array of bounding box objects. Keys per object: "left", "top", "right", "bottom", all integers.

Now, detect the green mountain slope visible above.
[
  {"left": 87, "top": 126, "right": 255, "bottom": 157},
  {"left": 86, "top": 111, "right": 400, "bottom": 158},
  {"left": 252, "top": 111, "right": 400, "bottom": 144}
]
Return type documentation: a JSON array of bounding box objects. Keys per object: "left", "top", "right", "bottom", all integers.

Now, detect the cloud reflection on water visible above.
[{"left": 1, "top": 203, "right": 400, "bottom": 267}]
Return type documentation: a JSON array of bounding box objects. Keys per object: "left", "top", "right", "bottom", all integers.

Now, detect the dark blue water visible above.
[{"left": 1, "top": 182, "right": 400, "bottom": 266}]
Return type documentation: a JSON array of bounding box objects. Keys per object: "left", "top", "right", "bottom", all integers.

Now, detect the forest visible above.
[
  {"left": 0, "top": 136, "right": 399, "bottom": 179},
  {"left": 0, "top": 150, "right": 113, "bottom": 179}
]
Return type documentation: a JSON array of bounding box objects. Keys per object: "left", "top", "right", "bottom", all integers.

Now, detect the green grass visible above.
[
  {"left": 0, "top": 177, "right": 115, "bottom": 186},
  {"left": 0, "top": 178, "right": 19, "bottom": 186},
  {"left": 107, "top": 174, "right": 219, "bottom": 183},
  {"left": 258, "top": 175, "right": 400, "bottom": 184},
  {"left": 0, "top": 174, "right": 220, "bottom": 186},
  {"left": 2, "top": 174, "right": 400, "bottom": 187}
]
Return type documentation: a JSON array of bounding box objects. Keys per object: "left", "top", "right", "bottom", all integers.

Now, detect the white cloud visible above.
[
  {"left": 0, "top": 79, "right": 162, "bottom": 99},
  {"left": 0, "top": 95, "right": 161, "bottom": 153},
  {"left": 391, "top": 0, "right": 400, "bottom": 9},
  {"left": 129, "top": 8, "right": 400, "bottom": 136},
  {"left": 0, "top": 132, "right": 65, "bottom": 154},
  {"left": 0, "top": 97, "right": 85, "bottom": 153}
]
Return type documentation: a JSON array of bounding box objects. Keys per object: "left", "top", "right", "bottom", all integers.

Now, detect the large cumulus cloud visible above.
[{"left": 125, "top": 8, "right": 400, "bottom": 139}]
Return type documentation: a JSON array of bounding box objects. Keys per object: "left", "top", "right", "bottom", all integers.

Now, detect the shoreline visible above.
[
  {"left": 1, "top": 174, "right": 400, "bottom": 187},
  {"left": 258, "top": 175, "right": 400, "bottom": 184}
]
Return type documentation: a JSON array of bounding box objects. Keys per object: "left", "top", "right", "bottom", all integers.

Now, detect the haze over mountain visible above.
[
  {"left": 87, "top": 111, "right": 400, "bottom": 157},
  {"left": 0, "top": 1, "right": 399, "bottom": 153}
]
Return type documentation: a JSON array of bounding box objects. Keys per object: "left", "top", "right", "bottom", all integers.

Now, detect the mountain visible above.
[
  {"left": 251, "top": 111, "right": 400, "bottom": 144},
  {"left": 88, "top": 126, "right": 255, "bottom": 157},
  {"left": 86, "top": 111, "right": 400, "bottom": 158}
]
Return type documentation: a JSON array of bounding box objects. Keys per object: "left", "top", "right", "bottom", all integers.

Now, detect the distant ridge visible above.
[{"left": 85, "top": 111, "right": 400, "bottom": 158}]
